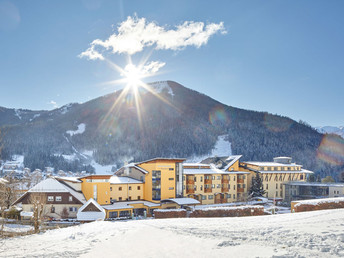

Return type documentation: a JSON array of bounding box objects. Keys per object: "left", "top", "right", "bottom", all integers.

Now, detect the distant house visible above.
[
  {"left": 13, "top": 177, "right": 86, "bottom": 219},
  {"left": 284, "top": 181, "right": 344, "bottom": 203}
]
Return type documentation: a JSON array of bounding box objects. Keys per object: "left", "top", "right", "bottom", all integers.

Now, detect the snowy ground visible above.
[
  {"left": 1, "top": 209, "right": 344, "bottom": 257},
  {"left": 2, "top": 224, "right": 33, "bottom": 233}
]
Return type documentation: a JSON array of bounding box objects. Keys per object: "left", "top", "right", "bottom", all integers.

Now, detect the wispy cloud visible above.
[{"left": 79, "top": 15, "right": 226, "bottom": 60}]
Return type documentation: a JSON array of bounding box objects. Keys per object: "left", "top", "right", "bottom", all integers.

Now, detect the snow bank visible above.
[{"left": 3, "top": 224, "right": 34, "bottom": 233}]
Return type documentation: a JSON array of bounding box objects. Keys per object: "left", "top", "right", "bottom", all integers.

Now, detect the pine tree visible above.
[{"left": 249, "top": 173, "right": 266, "bottom": 197}]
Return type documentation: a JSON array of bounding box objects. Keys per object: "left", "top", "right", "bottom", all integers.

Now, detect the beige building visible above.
[{"left": 241, "top": 157, "right": 313, "bottom": 199}]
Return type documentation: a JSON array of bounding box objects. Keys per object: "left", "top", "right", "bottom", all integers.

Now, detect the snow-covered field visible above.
[{"left": 1, "top": 209, "right": 344, "bottom": 257}]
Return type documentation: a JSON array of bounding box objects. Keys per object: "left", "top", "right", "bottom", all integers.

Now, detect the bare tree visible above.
[{"left": 29, "top": 192, "right": 46, "bottom": 233}]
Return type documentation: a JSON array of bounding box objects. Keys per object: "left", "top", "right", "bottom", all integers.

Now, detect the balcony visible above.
[
  {"left": 237, "top": 188, "right": 245, "bottom": 193},
  {"left": 204, "top": 188, "right": 212, "bottom": 193},
  {"left": 186, "top": 180, "right": 195, "bottom": 185},
  {"left": 186, "top": 188, "right": 195, "bottom": 194},
  {"left": 204, "top": 179, "right": 212, "bottom": 184},
  {"left": 221, "top": 179, "right": 229, "bottom": 184},
  {"left": 237, "top": 179, "right": 244, "bottom": 184},
  {"left": 222, "top": 187, "right": 229, "bottom": 192}
]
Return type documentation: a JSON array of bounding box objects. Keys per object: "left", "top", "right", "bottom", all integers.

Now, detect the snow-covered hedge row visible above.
[
  {"left": 154, "top": 209, "right": 187, "bottom": 219},
  {"left": 190, "top": 205, "right": 264, "bottom": 218},
  {"left": 292, "top": 197, "right": 344, "bottom": 212}
]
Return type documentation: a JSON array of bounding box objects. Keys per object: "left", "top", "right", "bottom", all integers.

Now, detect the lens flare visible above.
[
  {"left": 317, "top": 134, "right": 344, "bottom": 165},
  {"left": 209, "top": 106, "right": 229, "bottom": 125},
  {"left": 263, "top": 113, "right": 293, "bottom": 132}
]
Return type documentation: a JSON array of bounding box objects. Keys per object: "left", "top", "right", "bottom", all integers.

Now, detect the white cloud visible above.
[
  {"left": 49, "top": 100, "right": 58, "bottom": 108},
  {"left": 80, "top": 15, "right": 226, "bottom": 60},
  {"left": 141, "top": 61, "right": 166, "bottom": 76}
]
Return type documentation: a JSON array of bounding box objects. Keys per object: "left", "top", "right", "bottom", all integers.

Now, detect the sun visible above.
[{"left": 122, "top": 64, "right": 144, "bottom": 90}]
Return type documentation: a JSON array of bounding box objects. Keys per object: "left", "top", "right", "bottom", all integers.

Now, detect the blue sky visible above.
[{"left": 0, "top": 0, "right": 343, "bottom": 126}]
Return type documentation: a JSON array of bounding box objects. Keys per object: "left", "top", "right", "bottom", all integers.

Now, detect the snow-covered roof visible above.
[
  {"left": 120, "top": 163, "right": 149, "bottom": 174},
  {"left": 111, "top": 200, "right": 160, "bottom": 208},
  {"left": 26, "top": 178, "right": 86, "bottom": 204},
  {"left": 54, "top": 176, "right": 82, "bottom": 183},
  {"left": 109, "top": 176, "right": 143, "bottom": 184},
  {"left": 224, "top": 155, "right": 242, "bottom": 170},
  {"left": 244, "top": 161, "right": 302, "bottom": 167},
  {"left": 183, "top": 163, "right": 210, "bottom": 168},
  {"left": 161, "top": 198, "right": 200, "bottom": 205},
  {"left": 0, "top": 178, "right": 8, "bottom": 184},
  {"left": 136, "top": 157, "right": 186, "bottom": 165},
  {"left": 259, "top": 169, "right": 313, "bottom": 174},
  {"left": 77, "top": 198, "right": 106, "bottom": 221},
  {"left": 284, "top": 182, "right": 344, "bottom": 187}
]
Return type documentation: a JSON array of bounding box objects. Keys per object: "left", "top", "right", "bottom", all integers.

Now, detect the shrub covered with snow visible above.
[
  {"left": 190, "top": 205, "right": 264, "bottom": 218},
  {"left": 154, "top": 209, "right": 187, "bottom": 219},
  {"left": 292, "top": 197, "right": 344, "bottom": 212}
]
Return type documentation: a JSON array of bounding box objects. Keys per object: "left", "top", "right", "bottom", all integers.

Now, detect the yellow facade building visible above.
[{"left": 240, "top": 157, "right": 313, "bottom": 199}]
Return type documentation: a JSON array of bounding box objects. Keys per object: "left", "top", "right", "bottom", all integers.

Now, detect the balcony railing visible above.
[
  {"left": 222, "top": 187, "right": 229, "bottom": 192},
  {"left": 237, "top": 188, "right": 245, "bottom": 193},
  {"left": 187, "top": 180, "right": 195, "bottom": 185},
  {"left": 237, "top": 179, "right": 244, "bottom": 184},
  {"left": 204, "top": 188, "right": 212, "bottom": 193}
]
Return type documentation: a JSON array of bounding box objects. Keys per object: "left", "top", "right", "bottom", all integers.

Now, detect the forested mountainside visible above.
[{"left": 0, "top": 81, "right": 343, "bottom": 179}]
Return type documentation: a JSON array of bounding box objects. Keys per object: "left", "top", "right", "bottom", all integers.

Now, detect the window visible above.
[
  {"left": 265, "top": 175, "right": 268, "bottom": 181},
  {"left": 119, "top": 197, "right": 122, "bottom": 201},
  {"left": 228, "top": 176, "right": 230, "bottom": 181},
  {"left": 202, "top": 195, "right": 206, "bottom": 200},
  {"left": 234, "top": 185, "right": 236, "bottom": 190},
  {"left": 129, "top": 186, "right": 132, "bottom": 190},
  {"left": 128, "top": 196, "right": 132, "bottom": 200},
  {"left": 208, "top": 195, "right": 214, "bottom": 200},
  {"left": 194, "top": 177, "right": 197, "bottom": 182},
  {"left": 243, "top": 184, "right": 246, "bottom": 189},
  {"left": 169, "top": 178, "right": 174, "bottom": 181},
  {"left": 183, "top": 185, "right": 185, "bottom": 190},
  {"left": 238, "top": 184, "right": 241, "bottom": 189},
  {"left": 212, "top": 184, "right": 215, "bottom": 189},
  {"left": 56, "top": 196, "right": 62, "bottom": 202},
  {"left": 109, "top": 211, "right": 118, "bottom": 218},
  {"left": 233, "top": 176, "right": 236, "bottom": 181},
  {"left": 217, "top": 176, "right": 221, "bottom": 180},
  {"left": 226, "top": 194, "right": 231, "bottom": 198},
  {"left": 217, "top": 184, "right": 221, "bottom": 188},
  {"left": 69, "top": 196, "right": 73, "bottom": 202},
  {"left": 69, "top": 207, "right": 77, "bottom": 212},
  {"left": 200, "top": 185, "right": 203, "bottom": 191},
  {"left": 138, "top": 196, "right": 141, "bottom": 200},
  {"left": 276, "top": 183, "right": 278, "bottom": 189},
  {"left": 51, "top": 206, "right": 55, "bottom": 213},
  {"left": 119, "top": 187, "right": 122, "bottom": 191},
  {"left": 233, "top": 194, "right": 236, "bottom": 199},
  {"left": 110, "top": 187, "right": 112, "bottom": 191},
  {"left": 169, "top": 187, "right": 174, "bottom": 190},
  {"left": 300, "top": 175, "right": 304, "bottom": 180},
  {"left": 47, "top": 196, "right": 54, "bottom": 202},
  {"left": 200, "top": 176, "right": 203, "bottom": 182},
  {"left": 183, "top": 176, "right": 185, "bottom": 181},
  {"left": 137, "top": 186, "right": 141, "bottom": 190},
  {"left": 194, "top": 185, "right": 197, "bottom": 190},
  {"left": 243, "top": 175, "right": 246, "bottom": 180},
  {"left": 212, "top": 176, "right": 215, "bottom": 180},
  {"left": 169, "top": 168, "right": 174, "bottom": 170},
  {"left": 266, "top": 184, "right": 268, "bottom": 189}
]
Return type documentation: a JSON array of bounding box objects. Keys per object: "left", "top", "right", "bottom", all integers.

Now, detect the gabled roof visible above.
[
  {"left": 54, "top": 176, "right": 82, "bottom": 183},
  {"left": 77, "top": 198, "right": 106, "bottom": 221},
  {"left": 14, "top": 177, "right": 86, "bottom": 205},
  {"left": 223, "top": 155, "right": 242, "bottom": 170}
]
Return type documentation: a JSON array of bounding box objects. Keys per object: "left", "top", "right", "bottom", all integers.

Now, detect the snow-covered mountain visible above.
[
  {"left": 1, "top": 80, "right": 342, "bottom": 178},
  {"left": 316, "top": 126, "right": 344, "bottom": 138}
]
